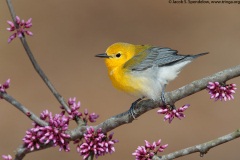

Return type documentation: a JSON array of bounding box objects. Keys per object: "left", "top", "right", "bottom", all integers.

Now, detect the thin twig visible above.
[
  {"left": 0, "top": 92, "right": 48, "bottom": 126},
  {"left": 6, "top": 0, "right": 71, "bottom": 114},
  {"left": 153, "top": 129, "right": 240, "bottom": 160},
  {"left": 15, "top": 143, "right": 53, "bottom": 160}
]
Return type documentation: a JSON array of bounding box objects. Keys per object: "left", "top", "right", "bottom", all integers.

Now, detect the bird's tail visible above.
[{"left": 192, "top": 52, "right": 209, "bottom": 58}]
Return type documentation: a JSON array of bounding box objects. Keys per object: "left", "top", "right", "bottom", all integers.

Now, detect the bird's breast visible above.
[
  {"left": 107, "top": 66, "right": 145, "bottom": 96},
  {"left": 108, "top": 66, "right": 167, "bottom": 100}
]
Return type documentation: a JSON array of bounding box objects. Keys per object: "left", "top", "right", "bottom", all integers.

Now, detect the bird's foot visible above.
[
  {"left": 129, "top": 98, "right": 143, "bottom": 119},
  {"left": 161, "top": 92, "right": 166, "bottom": 106},
  {"left": 168, "top": 104, "right": 175, "bottom": 110},
  {"left": 161, "top": 84, "right": 167, "bottom": 106}
]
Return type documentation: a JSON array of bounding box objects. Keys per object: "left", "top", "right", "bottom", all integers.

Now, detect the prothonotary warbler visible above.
[{"left": 96, "top": 42, "right": 208, "bottom": 117}]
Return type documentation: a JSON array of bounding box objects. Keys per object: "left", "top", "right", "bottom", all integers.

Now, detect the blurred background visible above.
[{"left": 0, "top": 0, "right": 240, "bottom": 159}]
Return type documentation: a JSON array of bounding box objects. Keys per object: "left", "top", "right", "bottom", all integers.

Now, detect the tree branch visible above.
[
  {"left": 15, "top": 143, "right": 53, "bottom": 160},
  {"left": 11, "top": 64, "right": 240, "bottom": 159},
  {"left": 0, "top": 92, "right": 48, "bottom": 126},
  {"left": 153, "top": 129, "right": 240, "bottom": 160},
  {"left": 6, "top": 0, "right": 71, "bottom": 114},
  {"left": 69, "top": 64, "right": 240, "bottom": 139},
  {"left": 94, "top": 65, "right": 240, "bottom": 134}
]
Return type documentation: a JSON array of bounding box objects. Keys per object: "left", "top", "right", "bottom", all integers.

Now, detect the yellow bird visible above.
[{"left": 96, "top": 42, "right": 208, "bottom": 115}]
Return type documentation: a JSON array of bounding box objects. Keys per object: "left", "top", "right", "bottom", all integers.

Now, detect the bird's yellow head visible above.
[
  {"left": 96, "top": 42, "right": 150, "bottom": 71},
  {"left": 95, "top": 43, "right": 136, "bottom": 70}
]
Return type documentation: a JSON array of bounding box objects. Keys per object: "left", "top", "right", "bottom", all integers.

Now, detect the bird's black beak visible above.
[{"left": 95, "top": 53, "right": 111, "bottom": 58}]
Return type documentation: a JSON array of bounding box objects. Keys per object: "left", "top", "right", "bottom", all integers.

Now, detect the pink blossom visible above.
[
  {"left": 0, "top": 79, "right": 10, "bottom": 92},
  {"left": 63, "top": 97, "right": 99, "bottom": 124},
  {"left": 76, "top": 127, "right": 118, "bottom": 159},
  {"left": 65, "top": 97, "right": 82, "bottom": 120},
  {"left": 22, "top": 97, "right": 100, "bottom": 153},
  {"left": 83, "top": 109, "right": 99, "bottom": 123},
  {"left": 0, "top": 79, "right": 10, "bottom": 98},
  {"left": 7, "top": 16, "right": 33, "bottom": 43},
  {"left": 88, "top": 113, "right": 99, "bottom": 123},
  {"left": 22, "top": 127, "right": 42, "bottom": 151},
  {"left": 157, "top": 104, "right": 190, "bottom": 123},
  {"left": 23, "top": 110, "right": 70, "bottom": 152},
  {"left": 132, "top": 139, "right": 168, "bottom": 160},
  {"left": 1, "top": 155, "right": 12, "bottom": 160},
  {"left": 207, "top": 82, "right": 236, "bottom": 101}
]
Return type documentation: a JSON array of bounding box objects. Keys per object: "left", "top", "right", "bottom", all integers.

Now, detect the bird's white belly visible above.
[{"left": 129, "top": 60, "right": 191, "bottom": 100}]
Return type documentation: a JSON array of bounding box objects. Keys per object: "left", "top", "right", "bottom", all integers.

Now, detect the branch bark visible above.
[
  {"left": 0, "top": 92, "right": 48, "bottom": 126},
  {"left": 93, "top": 65, "right": 240, "bottom": 134},
  {"left": 153, "top": 129, "right": 240, "bottom": 160},
  {"left": 12, "top": 64, "right": 240, "bottom": 159}
]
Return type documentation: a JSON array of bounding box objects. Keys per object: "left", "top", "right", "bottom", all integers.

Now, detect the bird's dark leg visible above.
[
  {"left": 169, "top": 104, "right": 176, "bottom": 110},
  {"left": 161, "top": 84, "right": 167, "bottom": 106},
  {"left": 129, "top": 97, "right": 144, "bottom": 119}
]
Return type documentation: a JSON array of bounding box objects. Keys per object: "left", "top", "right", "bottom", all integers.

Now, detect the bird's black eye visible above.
[{"left": 116, "top": 53, "right": 121, "bottom": 58}]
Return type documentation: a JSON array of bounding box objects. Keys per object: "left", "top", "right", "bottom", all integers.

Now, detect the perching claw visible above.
[
  {"left": 129, "top": 98, "right": 143, "bottom": 119},
  {"left": 161, "top": 84, "right": 167, "bottom": 105}
]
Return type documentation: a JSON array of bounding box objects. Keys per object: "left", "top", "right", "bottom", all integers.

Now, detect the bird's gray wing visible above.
[{"left": 124, "top": 47, "right": 187, "bottom": 71}]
